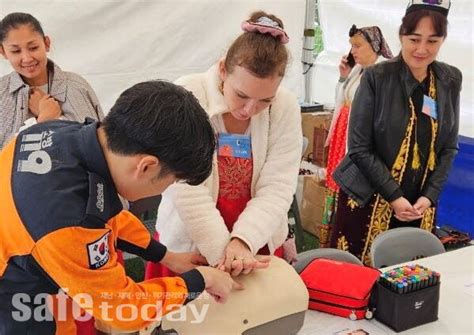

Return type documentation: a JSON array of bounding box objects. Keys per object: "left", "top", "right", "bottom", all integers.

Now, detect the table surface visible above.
[{"left": 299, "top": 246, "right": 474, "bottom": 335}]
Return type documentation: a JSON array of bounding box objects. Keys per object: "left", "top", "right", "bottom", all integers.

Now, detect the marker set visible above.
[
  {"left": 375, "top": 264, "right": 441, "bottom": 332},
  {"left": 379, "top": 264, "right": 440, "bottom": 294}
]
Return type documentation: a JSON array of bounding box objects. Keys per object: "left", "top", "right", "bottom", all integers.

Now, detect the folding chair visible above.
[{"left": 370, "top": 227, "right": 445, "bottom": 268}]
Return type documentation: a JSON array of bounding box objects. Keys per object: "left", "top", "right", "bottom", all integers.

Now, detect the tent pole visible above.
[{"left": 302, "top": 0, "right": 316, "bottom": 104}]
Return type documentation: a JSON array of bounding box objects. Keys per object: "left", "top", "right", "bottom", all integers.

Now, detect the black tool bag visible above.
[{"left": 373, "top": 281, "right": 440, "bottom": 332}]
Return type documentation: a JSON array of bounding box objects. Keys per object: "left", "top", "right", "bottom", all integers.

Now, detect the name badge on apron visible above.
[
  {"left": 422, "top": 95, "right": 438, "bottom": 120},
  {"left": 218, "top": 133, "right": 251, "bottom": 159}
]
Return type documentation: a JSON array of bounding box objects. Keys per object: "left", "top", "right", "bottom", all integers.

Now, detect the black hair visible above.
[
  {"left": 399, "top": 9, "right": 448, "bottom": 38},
  {"left": 102, "top": 80, "right": 216, "bottom": 186},
  {"left": 353, "top": 330, "right": 369, "bottom": 335},
  {"left": 0, "top": 12, "right": 44, "bottom": 43}
]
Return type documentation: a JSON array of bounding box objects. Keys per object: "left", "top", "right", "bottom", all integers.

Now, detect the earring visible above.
[{"left": 219, "top": 81, "right": 224, "bottom": 95}]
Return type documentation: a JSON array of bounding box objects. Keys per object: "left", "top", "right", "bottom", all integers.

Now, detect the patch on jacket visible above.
[{"left": 87, "top": 232, "right": 110, "bottom": 269}]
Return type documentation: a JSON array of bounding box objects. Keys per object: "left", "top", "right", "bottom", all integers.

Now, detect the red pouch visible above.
[{"left": 300, "top": 258, "right": 380, "bottom": 320}]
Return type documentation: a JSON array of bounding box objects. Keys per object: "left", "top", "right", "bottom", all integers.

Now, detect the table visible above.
[{"left": 299, "top": 246, "right": 474, "bottom": 335}]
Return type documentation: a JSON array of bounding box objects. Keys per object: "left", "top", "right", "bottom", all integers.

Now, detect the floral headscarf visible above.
[{"left": 349, "top": 24, "right": 393, "bottom": 59}]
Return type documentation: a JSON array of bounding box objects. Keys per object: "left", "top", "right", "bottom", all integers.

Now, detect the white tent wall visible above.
[
  {"left": 314, "top": 0, "right": 473, "bottom": 137},
  {"left": 0, "top": 0, "right": 306, "bottom": 113}
]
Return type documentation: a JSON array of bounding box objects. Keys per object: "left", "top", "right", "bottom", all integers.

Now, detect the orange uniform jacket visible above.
[{"left": 0, "top": 120, "right": 205, "bottom": 334}]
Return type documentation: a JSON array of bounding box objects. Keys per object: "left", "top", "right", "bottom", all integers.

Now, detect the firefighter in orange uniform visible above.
[{"left": 0, "top": 80, "right": 243, "bottom": 334}]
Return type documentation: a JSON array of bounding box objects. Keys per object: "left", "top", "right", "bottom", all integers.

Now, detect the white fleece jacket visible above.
[{"left": 155, "top": 64, "right": 302, "bottom": 265}]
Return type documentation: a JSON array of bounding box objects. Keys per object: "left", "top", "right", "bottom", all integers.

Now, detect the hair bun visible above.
[{"left": 241, "top": 16, "right": 289, "bottom": 44}]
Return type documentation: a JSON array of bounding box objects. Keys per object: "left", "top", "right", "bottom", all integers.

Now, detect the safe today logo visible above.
[{"left": 11, "top": 289, "right": 210, "bottom": 324}]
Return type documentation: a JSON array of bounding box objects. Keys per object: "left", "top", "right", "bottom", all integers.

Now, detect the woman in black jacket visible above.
[{"left": 330, "top": 0, "right": 462, "bottom": 265}]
